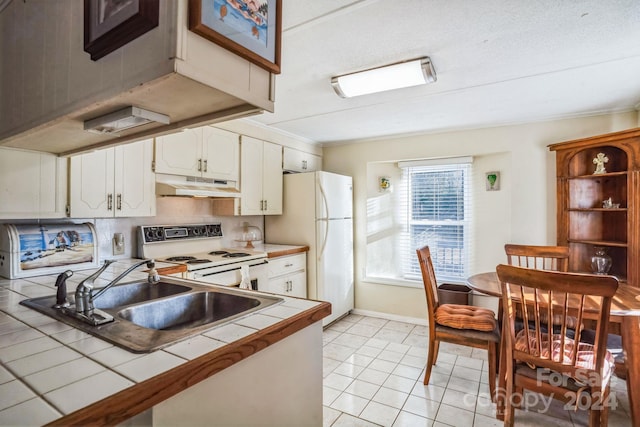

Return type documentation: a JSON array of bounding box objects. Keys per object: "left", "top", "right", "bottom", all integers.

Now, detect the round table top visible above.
[{"left": 467, "top": 271, "right": 640, "bottom": 317}]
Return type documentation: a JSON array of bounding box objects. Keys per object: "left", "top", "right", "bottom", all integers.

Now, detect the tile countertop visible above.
[{"left": 0, "top": 259, "right": 329, "bottom": 426}]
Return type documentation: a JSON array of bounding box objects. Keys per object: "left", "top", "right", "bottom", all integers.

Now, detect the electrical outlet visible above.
[{"left": 112, "top": 233, "right": 125, "bottom": 256}]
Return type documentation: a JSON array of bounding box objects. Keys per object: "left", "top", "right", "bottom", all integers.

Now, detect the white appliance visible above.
[
  {"left": 266, "top": 171, "right": 354, "bottom": 325},
  {"left": 137, "top": 223, "right": 268, "bottom": 289}
]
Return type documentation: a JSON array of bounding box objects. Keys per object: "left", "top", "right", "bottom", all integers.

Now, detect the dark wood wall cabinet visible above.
[{"left": 549, "top": 128, "right": 640, "bottom": 287}]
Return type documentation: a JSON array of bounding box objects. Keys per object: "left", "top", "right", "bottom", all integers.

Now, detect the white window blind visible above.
[{"left": 397, "top": 160, "right": 473, "bottom": 282}]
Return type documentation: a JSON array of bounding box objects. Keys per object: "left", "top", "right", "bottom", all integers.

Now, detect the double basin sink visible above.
[{"left": 20, "top": 278, "right": 283, "bottom": 353}]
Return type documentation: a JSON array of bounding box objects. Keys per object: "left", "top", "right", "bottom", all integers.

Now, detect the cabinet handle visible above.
[
  {"left": 117, "top": 194, "right": 122, "bottom": 210},
  {"left": 284, "top": 263, "right": 293, "bottom": 268},
  {"left": 198, "top": 159, "right": 202, "bottom": 172},
  {"left": 302, "top": 160, "right": 307, "bottom": 170},
  {"left": 107, "top": 194, "right": 113, "bottom": 211},
  {"left": 203, "top": 159, "right": 208, "bottom": 173},
  {"left": 264, "top": 200, "right": 268, "bottom": 211}
]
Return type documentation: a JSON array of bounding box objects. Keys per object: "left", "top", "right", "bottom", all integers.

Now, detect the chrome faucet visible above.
[{"left": 74, "top": 259, "right": 159, "bottom": 322}]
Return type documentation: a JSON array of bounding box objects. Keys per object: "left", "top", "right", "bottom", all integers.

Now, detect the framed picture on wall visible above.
[
  {"left": 188, "top": 0, "right": 282, "bottom": 74},
  {"left": 84, "top": 0, "right": 160, "bottom": 61},
  {"left": 486, "top": 171, "right": 500, "bottom": 191}
]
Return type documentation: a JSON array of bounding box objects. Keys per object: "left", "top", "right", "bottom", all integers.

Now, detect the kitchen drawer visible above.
[
  {"left": 266, "top": 271, "right": 307, "bottom": 298},
  {"left": 267, "top": 253, "right": 306, "bottom": 278}
]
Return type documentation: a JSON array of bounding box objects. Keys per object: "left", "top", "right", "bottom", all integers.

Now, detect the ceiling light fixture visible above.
[
  {"left": 331, "top": 57, "right": 436, "bottom": 98},
  {"left": 84, "top": 106, "right": 170, "bottom": 135}
]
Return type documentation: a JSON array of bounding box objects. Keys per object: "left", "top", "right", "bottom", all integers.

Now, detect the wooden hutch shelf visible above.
[{"left": 549, "top": 127, "right": 640, "bottom": 287}]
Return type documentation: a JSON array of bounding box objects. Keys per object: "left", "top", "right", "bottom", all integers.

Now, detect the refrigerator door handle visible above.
[
  {"left": 318, "top": 218, "right": 329, "bottom": 260},
  {"left": 318, "top": 179, "right": 330, "bottom": 220}
]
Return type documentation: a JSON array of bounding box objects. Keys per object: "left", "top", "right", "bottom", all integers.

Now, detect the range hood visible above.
[{"left": 155, "top": 174, "right": 240, "bottom": 198}]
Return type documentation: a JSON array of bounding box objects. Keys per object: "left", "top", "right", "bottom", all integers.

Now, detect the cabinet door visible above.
[
  {"left": 261, "top": 141, "right": 283, "bottom": 215},
  {"left": 265, "top": 271, "right": 307, "bottom": 298},
  {"left": 240, "top": 136, "right": 264, "bottom": 215},
  {"left": 287, "top": 271, "right": 307, "bottom": 298},
  {"left": 0, "top": 148, "right": 66, "bottom": 218},
  {"left": 154, "top": 128, "right": 202, "bottom": 176},
  {"left": 114, "top": 139, "right": 156, "bottom": 217},
  {"left": 70, "top": 148, "right": 115, "bottom": 217},
  {"left": 202, "top": 127, "right": 240, "bottom": 181},
  {"left": 283, "top": 147, "right": 321, "bottom": 173}
]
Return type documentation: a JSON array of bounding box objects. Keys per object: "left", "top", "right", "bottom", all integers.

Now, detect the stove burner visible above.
[
  {"left": 187, "top": 259, "right": 212, "bottom": 264},
  {"left": 223, "top": 252, "right": 250, "bottom": 258},
  {"left": 209, "top": 251, "right": 229, "bottom": 256},
  {"left": 166, "top": 256, "right": 197, "bottom": 262}
]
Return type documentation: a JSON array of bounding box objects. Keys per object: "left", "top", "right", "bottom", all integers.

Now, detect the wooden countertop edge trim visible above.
[
  {"left": 156, "top": 265, "right": 187, "bottom": 275},
  {"left": 267, "top": 246, "right": 310, "bottom": 258},
  {"left": 45, "top": 300, "right": 331, "bottom": 427}
]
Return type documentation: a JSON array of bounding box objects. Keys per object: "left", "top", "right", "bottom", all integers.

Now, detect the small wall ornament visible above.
[
  {"left": 485, "top": 171, "right": 500, "bottom": 191},
  {"left": 379, "top": 176, "right": 391, "bottom": 192},
  {"left": 593, "top": 152, "right": 609, "bottom": 174}
]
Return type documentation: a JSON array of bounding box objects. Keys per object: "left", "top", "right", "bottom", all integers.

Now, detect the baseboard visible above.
[{"left": 350, "top": 308, "right": 428, "bottom": 327}]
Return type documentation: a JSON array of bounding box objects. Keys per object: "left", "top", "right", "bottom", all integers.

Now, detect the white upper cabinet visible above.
[
  {"left": 0, "top": 148, "right": 66, "bottom": 219},
  {"left": 154, "top": 127, "right": 240, "bottom": 182},
  {"left": 283, "top": 147, "right": 322, "bottom": 173},
  {"left": 70, "top": 139, "right": 155, "bottom": 218},
  {"left": 241, "top": 136, "right": 282, "bottom": 215}
]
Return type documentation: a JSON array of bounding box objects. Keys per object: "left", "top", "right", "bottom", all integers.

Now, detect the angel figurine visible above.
[{"left": 593, "top": 152, "right": 608, "bottom": 174}]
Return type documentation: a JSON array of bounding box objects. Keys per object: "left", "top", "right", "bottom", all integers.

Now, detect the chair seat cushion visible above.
[
  {"left": 514, "top": 329, "right": 615, "bottom": 383},
  {"left": 435, "top": 304, "right": 497, "bottom": 332}
]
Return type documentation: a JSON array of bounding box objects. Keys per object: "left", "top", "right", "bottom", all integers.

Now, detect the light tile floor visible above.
[{"left": 322, "top": 313, "right": 632, "bottom": 427}]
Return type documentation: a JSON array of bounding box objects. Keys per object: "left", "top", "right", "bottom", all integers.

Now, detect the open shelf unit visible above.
[{"left": 549, "top": 128, "right": 640, "bottom": 286}]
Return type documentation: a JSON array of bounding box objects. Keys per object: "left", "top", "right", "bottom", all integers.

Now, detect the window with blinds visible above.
[
  {"left": 399, "top": 161, "right": 472, "bottom": 282},
  {"left": 365, "top": 157, "right": 473, "bottom": 286}
]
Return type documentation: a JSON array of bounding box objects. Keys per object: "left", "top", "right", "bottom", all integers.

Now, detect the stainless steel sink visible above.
[
  {"left": 93, "top": 281, "right": 191, "bottom": 309},
  {"left": 20, "top": 278, "right": 282, "bottom": 353},
  {"left": 118, "top": 291, "right": 263, "bottom": 330}
]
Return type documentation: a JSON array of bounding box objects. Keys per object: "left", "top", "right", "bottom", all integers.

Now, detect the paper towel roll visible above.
[{"left": 239, "top": 265, "right": 252, "bottom": 289}]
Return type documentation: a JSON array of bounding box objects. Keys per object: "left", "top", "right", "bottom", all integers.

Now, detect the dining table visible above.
[{"left": 467, "top": 271, "right": 640, "bottom": 425}]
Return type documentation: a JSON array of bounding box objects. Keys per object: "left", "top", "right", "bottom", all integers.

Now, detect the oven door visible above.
[{"left": 189, "top": 259, "right": 268, "bottom": 289}]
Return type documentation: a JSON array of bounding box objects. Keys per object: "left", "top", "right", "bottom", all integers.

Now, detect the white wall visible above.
[{"left": 322, "top": 111, "right": 639, "bottom": 319}]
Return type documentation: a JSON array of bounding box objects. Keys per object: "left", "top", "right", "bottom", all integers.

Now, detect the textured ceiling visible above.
[{"left": 245, "top": 0, "right": 640, "bottom": 145}]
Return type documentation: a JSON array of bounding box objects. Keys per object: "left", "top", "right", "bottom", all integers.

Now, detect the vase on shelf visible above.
[{"left": 591, "top": 247, "right": 612, "bottom": 275}]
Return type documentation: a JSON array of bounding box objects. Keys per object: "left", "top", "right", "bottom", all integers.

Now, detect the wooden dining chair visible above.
[
  {"left": 505, "top": 243, "right": 627, "bottom": 379},
  {"left": 496, "top": 264, "right": 619, "bottom": 427},
  {"left": 504, "top": 244, "right": 569, "bottom": 272},
  {"left": 416, "top": 246, "right": 500, "bottom": 400},
  {"left": 504, "top": 244, "right": 570, "bottom": 326}
]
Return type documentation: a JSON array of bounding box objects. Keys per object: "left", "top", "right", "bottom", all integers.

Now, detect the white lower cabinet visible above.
[
  {"left": 262, "top": 253, "right": 307, "bottom": 298},
  {"left": 69, "top": 139, "right": 155, "bottom": 218}
]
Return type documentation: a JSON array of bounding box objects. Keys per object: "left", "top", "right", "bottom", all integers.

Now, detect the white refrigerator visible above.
[{"left": 266, "top": 171, "right": 354, "bottom": 326}]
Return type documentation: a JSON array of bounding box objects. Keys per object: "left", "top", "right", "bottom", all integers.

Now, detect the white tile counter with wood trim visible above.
[{"left": 0, "top": 259, "right": 329, "bottom": 426}]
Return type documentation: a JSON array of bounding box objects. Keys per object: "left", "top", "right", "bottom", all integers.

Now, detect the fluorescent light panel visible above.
[
  {"left": 84, "top": 106, "right": 170, "bottom": 135},
  {"left": 332, "top": 57, "right": 436, "bottom": 98}
]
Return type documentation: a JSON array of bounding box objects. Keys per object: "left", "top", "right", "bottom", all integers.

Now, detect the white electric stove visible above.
[{"left": 137, "top": 223, "right": 267, "bottom": 288}]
